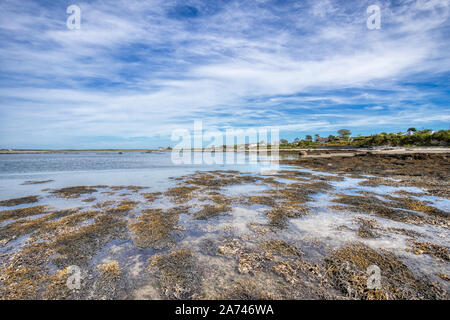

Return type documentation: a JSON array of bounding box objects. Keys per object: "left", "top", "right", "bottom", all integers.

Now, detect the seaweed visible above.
[
  {"left": 164, "top": 186, "right": 199, "bottom": 203},
  {"left": 281, "top": 153, "right": 450, "bottom": 198},
  {"left": 0, "top": 205, "right": 48, "bottom": 222},
  {"left": 354, "top": 217, "right": 380, "bottom": 239},
  {"left": 0, "top": 196, "right": 39, "bottom": 207},
  {"left": 237, "top": 250, "right": 273, "bottom": 275},
  {"left": 82, "top": 197, "right": 96, "bottom": 203},
  {"left": 247, "top": 196, "right": 277, "bottom": 207},
  {"left": 218, "top": 279, "right": 277, "bottom": 300},
  {"left": 192, "top": 204, "right": 231, "bottom": 220},
  {"left": 142, "top": 192, "right": 162, "bottom": 202},
  {"left": 41, "top": 209, "right": 99, "bottom": 235},
  {"left": 129, "top": 208, "right": 179, "bottom": 250},
  {"left": 259, "top": 239, "right": 303, "bottom": 258},
  {"left": 109, "top": 185, "right": 146, "bottom": 192},
  {"left": 266, "top": 180, "right": 331, "bottom": 205},
  {"left": 207, "top": 194, "right": 235, "bottom": 205},
  {"left": 330, "top": 193, "right": 449, "bottom": 228},
  {"left": 51, "top": 214, "right": 128, "bottom": 267},
  {"left": 149, "top": 248, "right": 201, "bottom": 299},
  {"left": 266, "top": 203, "right": 309, "bottom": 229},
  {"left": 93, "top": 200, "right": 116, "bottom": 208},
  {"left": 93, "top": 261, "right": 125, "bottom": 299},
  {"left": 183, "top": 171, "right": 260, "bottom": 188},
  {"left": 50, "top": 186, "right": 99, "bottom": 199},
  {"left": 44, "top": 267, "right": 75, "bottom": 300},
  {"left": 406, "top": 241, "right": 449, "bottom": 262},
  {"left": 218, "top": 238, "right": 242, "bottom": 256},
  {"left": 0, "top": 241, "right": 52, "bottom": 299},
  {"left": 324, "top": 243, "right": 447, "bottom": 300},
  {"left": 1, "top": 213, "right": 51, "bottom": 242},
  {"left": 21, "top": 180, "right": 53, "bottom": 185},
  {"left": 97, "top": 261, "right": 121, "bottom": 277},
  {"left": 107, "top": 199, "right": 138, "bottom": 214}
]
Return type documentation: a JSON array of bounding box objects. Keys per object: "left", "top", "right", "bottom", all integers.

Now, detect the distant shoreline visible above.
[
  {"left": 1, "top": 146, "right": 448, "bottom": 155},
  {"left": 0, "top": 149, "right": 161, "bottom": 154}
]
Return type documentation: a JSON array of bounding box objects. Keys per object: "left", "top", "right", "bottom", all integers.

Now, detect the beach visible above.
[{"left": 0, "top": 150, "right": 448, "bottom": 299}]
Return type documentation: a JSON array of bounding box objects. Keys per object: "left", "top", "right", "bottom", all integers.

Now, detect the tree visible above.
[
  {"left": 337, "top": 129, "right": 351, "bottom": 139},
  {"left": 280, "top": 139, "right": 289, "bottom": 145},
  {"left": 328, "top": 135, "right": 336, "bottom": 140},
  {"left": 305, "top": 135, "right": 312, "bottom": 141},
  {"left": 293, "top": 137, "right": 300, "bottom": 145},
  {"left": 407, "top": 127, "right": 417, "bottom": 133},
  {"left": 314, "top": 134, "right": 320, "bottom": 142}
]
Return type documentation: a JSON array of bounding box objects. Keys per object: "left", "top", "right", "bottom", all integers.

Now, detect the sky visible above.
[{"left": 0, "top": 0, "right": 449, "bottom": 149}]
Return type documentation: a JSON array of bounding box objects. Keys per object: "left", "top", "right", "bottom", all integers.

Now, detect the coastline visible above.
[
  {"left": 1, "top": 146, "right": 448, "bottom": 156},
  {"left": 0, "top": 149, "right": 158, "bottom": 154}
]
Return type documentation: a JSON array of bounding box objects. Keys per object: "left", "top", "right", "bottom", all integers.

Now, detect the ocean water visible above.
[{"left": 0, "top": 152, "right": 276, "bottom": 200}]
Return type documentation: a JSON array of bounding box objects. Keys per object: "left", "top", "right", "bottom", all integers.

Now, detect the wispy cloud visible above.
[{"left": 0, "top": 0, "right": 449, "bottom": 148}]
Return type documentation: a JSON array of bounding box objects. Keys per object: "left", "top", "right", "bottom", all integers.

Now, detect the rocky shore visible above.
[{"left": 0, "top": 150, "right": 448, "bottom": 300}]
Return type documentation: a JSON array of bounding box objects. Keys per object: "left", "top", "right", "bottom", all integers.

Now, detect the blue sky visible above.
[{"left": 0, "top": 0, "right": 449, "bottom": 149}]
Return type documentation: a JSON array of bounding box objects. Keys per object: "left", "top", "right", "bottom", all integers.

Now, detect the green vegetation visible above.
[
  {"left": 277, "top": 129, "right": 450, "bottom": 148},
  {"left": 337, "top": 129, "right": 351, "bottom": 139},
  {"left": 352, "top": 129, "right": 450, "bottom": 147}
]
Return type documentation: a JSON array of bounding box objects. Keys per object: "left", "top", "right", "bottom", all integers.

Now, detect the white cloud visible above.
[
  {"left": 365, "top": 106, "right": 384, "bottom": 110},
  {"left": 0, "top": 0, "right": 449, "bottom": 148}
]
